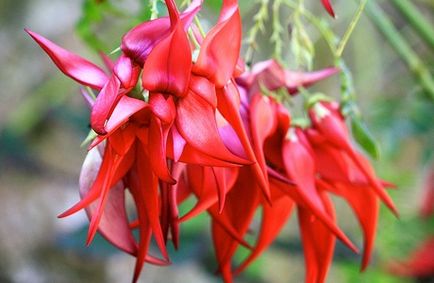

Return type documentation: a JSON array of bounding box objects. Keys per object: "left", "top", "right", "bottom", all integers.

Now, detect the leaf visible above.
[{"left": 350, "top": 116, "right": 380, "bottom": 160}]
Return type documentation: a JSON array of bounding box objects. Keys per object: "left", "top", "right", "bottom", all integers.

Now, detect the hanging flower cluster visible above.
[{"left": 27, "top": 0, "right": 396, "bottom": 282}]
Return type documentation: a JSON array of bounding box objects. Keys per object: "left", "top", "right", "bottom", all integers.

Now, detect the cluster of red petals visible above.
[{"left": 27, "top": 0, "right": 394, "bottom": 282}]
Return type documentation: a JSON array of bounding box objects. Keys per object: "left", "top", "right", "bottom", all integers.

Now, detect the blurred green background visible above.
[{"left": 0, "top": 0, "right": 432, "bottom": 282}]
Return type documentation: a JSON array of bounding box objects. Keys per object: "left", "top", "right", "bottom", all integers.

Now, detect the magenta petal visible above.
[
  {"left": 121, "top": 0, "right": 202, "bottom": 65},
  {"left": 113, "top": 55, "right": 140, "bottom": 90},
  {"left": 285, "top": 67, "right": 339, "bottom": 94},
  {"left": 26, "top": 29, "right": 108, "bottom": 89}
]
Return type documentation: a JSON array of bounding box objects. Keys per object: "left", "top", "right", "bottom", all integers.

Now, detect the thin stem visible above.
[
  {"left": 366, "top": 1, "right": 434, "bottom": 100},
  {"left": 390, "top": 0, "right": 434, "bottom": 50},
  {"left": 86, "top": 86, "right": 97, "bottom": 100},
  {"left": 188, "top": 29, "right": 201, "bottom": 49},
  {"left": 150, "top": 0, "right": 159, "bottom": 20},
  {"left": 194, "top": 16, "right": 206, "bottom": 38},
  {"left": 283, "top": 0, "right": 338, "bottom": 56},
  {"left": 245, "top": 0, "right": 270, "bottom": 66},
  {"left": 271, "top": 0, "right": 284, "bottom": 62},
  {"left": 336, "top": 0, "right": 367, "bottom": 57}
]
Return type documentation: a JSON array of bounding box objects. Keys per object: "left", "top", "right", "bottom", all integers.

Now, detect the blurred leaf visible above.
[
  {"left": 339, "top": 262, "right": 409, "bottom": 283},
  {"left": 351, "top": 115, "right": 381, "bottom": 160}
]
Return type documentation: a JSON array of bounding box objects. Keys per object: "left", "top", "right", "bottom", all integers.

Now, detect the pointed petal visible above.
[
  {"left": 193, "top": 0, "right": 241, "bottom": 87},
  {"left": 141, "top": 23, "right": 192, "bottom": 96},
  {"left": 298, "top": 191, "right": 336, "bottom": 283},
  {"left": 113, "top": 55, "right": 140, "bottom": 90},
  {"left": 148, "top": 117, "right": 175, "bottom": 183},
  {"left": 217, "top": 84, "right": 270, "bottom": 200},
  {"left": 236, "top": 190, "right": 294, "bottom": 273},
  {"left": 79, "top": 146, "right": 137, "bottom": 255},
  {"left": 310, "top": 102, "right": 398, "bottom": 215},
  {"left": 176, "top": 90, "right": 249, "bottom": 165},
  {"left": 90, "top": 75, "right": 122, "bottom": 135},
  {"left": 121, "top": 0, "right": 202, "bottom": 65},
  {"left": 26, "top": 29, "right": 108, "bottom": 89},
  {"left": 279, "top": 130, "right": 358, "bottom": 252},
  {"left": 318, "top": 179, "right": 379, "bottom": 270},
  {"left": 285, "top": 67, "right": 339, "bottom": 94},
  {"left": 321, "top": 0, "right": 336, "bottom": 17}
]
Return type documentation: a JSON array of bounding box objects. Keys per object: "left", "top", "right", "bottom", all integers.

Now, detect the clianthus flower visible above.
[{"left": 27, "top": 1, "right": 395, "bottom": 283}]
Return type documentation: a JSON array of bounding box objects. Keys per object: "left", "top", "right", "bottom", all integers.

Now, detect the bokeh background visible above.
[{"left": 0, "top": 0, "right": 432, "bottom": 282}]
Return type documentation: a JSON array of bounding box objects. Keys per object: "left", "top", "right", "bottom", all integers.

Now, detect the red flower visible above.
[{"left": 26, "top": 1, "right": 397, "bottom": 283}]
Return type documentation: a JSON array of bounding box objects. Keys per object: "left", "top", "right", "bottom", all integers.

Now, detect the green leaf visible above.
[{"left": 351, "top": 116, "right": 380, "bottom": 160}]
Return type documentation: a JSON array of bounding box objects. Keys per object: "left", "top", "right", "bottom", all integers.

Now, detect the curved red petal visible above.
[
  {"left": 298, "top": 191, "right": 336, "bottom": 283},
  {"left": 121, "top": 0, "right": 202, "bottom": 65},
  {"left": 148, "top": 117, "right": 175, "bottom": 183},
  {"left": 90, "top": 75, "right": 122, "bottom": 135},
  {"left": 26, "top": 29, "right": 108, "bottom": 89},
  {"left": 79, "top": 146, "right": 137, "bottom": 255},
  {"left": 141, "top": 22, "right": 191, "bottom": 96},
  {"left": 176, "top": 91, "right": 249, "bottom": 165},
  {"left": 193, "top": 0, "right": 241, "bottom": 87}
]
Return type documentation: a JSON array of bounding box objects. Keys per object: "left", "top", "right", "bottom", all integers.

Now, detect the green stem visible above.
[
  {"left": 271, "top": 0, "right": 284, "bottom": 63},
  {"left": 336, "top": 0, "right": 367, "bottom": 57},
  {"left": 366, "top": 1, "right": 434, "bottom": 100},
  {"left": 283, "top": 0, "right": 338, "bottom": 56},
  {"left": 245, "top": 0, "right": 270, "bottom": 65},
  {"left": 390, "top": 0, "right": 434, "bottom": 50},
  {"left": 150, "top": 0, "right": 159, "bottom": 20}
]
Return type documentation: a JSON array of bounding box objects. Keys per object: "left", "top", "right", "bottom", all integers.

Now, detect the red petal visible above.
[
  {"left": 129, "top": 145, "right": 169, "bottom": 264},
  {"left": 193, "top": 0, "right": 241, "bottom": 87},
  {"left": 236, "top": 189, "right": 294, "bottom": 273},
  {"left": 298, "top": 191, "right": 336, "bottom": 283},
  {"left": 26, "top": 29, "right": 108, "bottom": 89},
  {"left": 280, "top": 130, "right": 357, "bottom": 252},
  {"left": 176, "top": 90, "right": 249, "bottom": 165},
  {"left": 249, "top": 94, "right": 278, "bottom": 183},
  {"left": 310, "top": 102, "right": 398, "bottom": 215},
  {"left": 318, "top": 179, "right": 379, "bottom": 270},
  {"left": 148, "top": 117, "right": 175, "bottom": 183},
  {"left": 210, "top": 167, "right": 261, "bottom": 279},
  {"left": 285, "top": 67, "right": 339, "bottom": 94},
  {"left": 141, "top": 22, "right": 192, "bottom": 96},
  {"left": 105, "top": 96, "right": 148, "bottom": 135},
  {"left": 121, "top": 0, "right": 202, "bottom": 65},
  {"left": 79, "top": 147, "right": 137, "bottom": 255},
  {"left": 189, "top": 75, "right": 218, "bottom": 107},
  {"left": 217, "top": 84, "right": 270, "bottom": 200},
  {"left": 90, "top": 75, "right": 122, "bottom": 135},
  {"left": 113, "top": 55, "right": 140, "bottom": 90},
  {"left": 321, "top": 0, "right": 336, "bottom": 17}
]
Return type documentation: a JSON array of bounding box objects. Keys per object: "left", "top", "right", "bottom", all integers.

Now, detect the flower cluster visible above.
[{"left": 27, "top": 0, "right": 395, "bottom": 282}]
